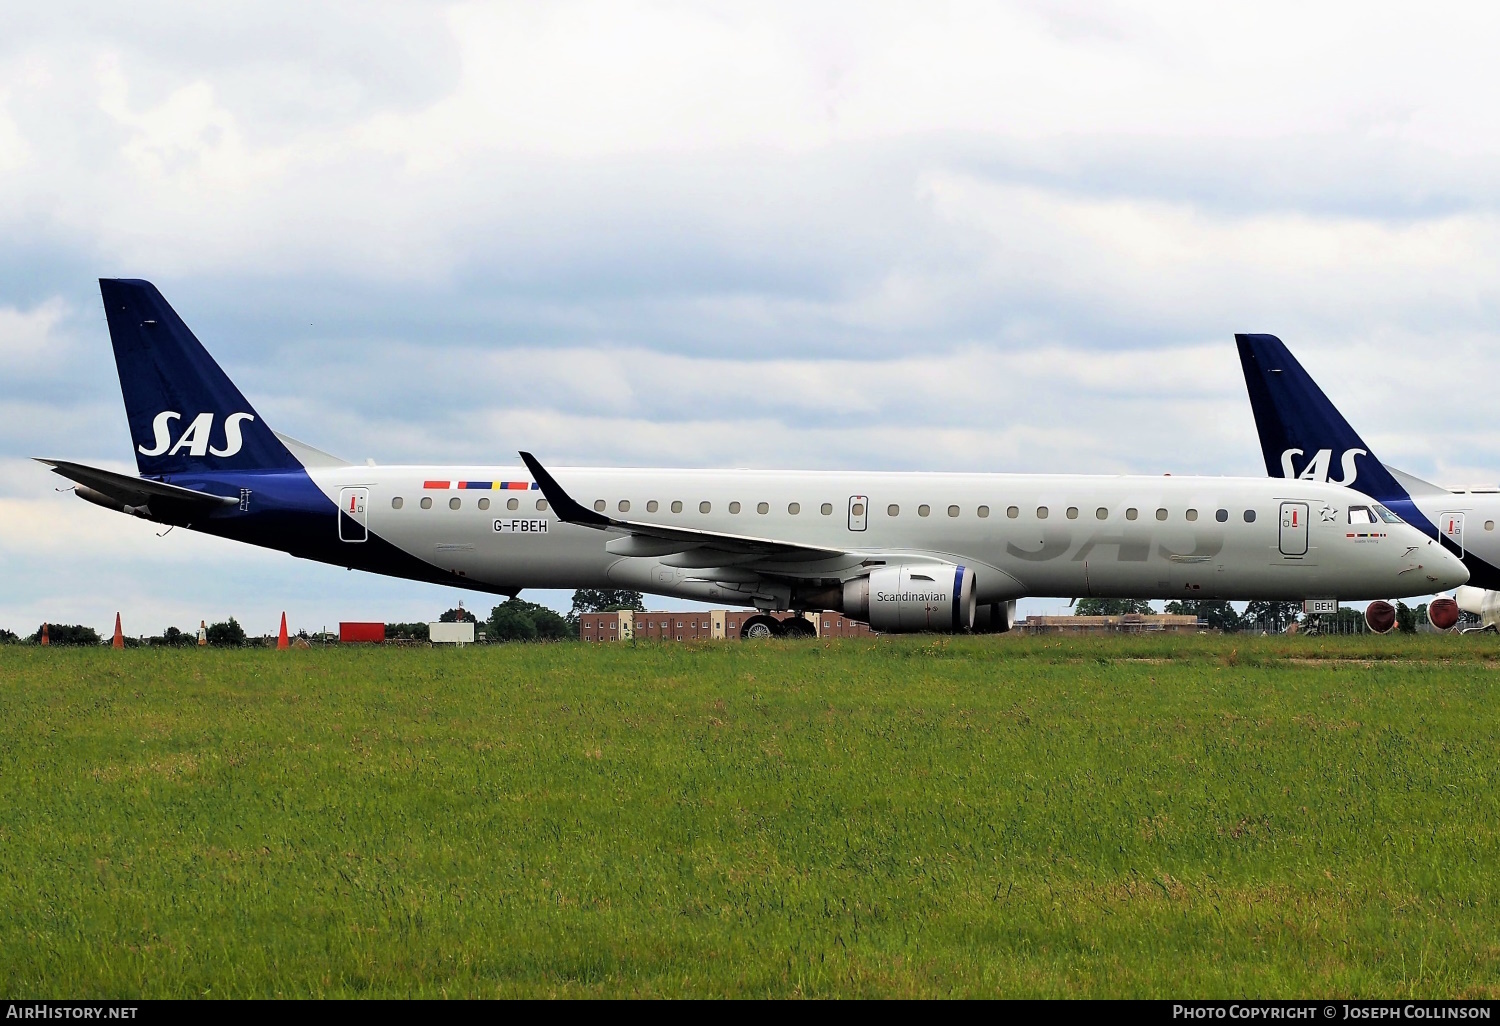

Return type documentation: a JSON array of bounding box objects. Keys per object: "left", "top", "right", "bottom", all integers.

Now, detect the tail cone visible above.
[
  {"left": 113, "top": 613, "right": 123, "bottom": 649},
  {"left": 277, "top": 612, "right": 289, "bottom": 650}
]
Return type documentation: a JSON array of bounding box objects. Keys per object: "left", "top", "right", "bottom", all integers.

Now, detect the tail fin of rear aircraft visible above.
[
  {"left": 1234, "top": 333, "right": 1406, "bottom": 504},
  {"left": 100, "top": 278, "right": 301, "bottom": 476}
]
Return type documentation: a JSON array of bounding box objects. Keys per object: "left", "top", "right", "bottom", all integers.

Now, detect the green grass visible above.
[{"left": 2, "top": 634, "right": 1500, "bottom": 997}]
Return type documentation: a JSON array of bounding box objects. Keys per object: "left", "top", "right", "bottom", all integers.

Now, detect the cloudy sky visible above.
[{"left": 3, "top": 1, "right": 1499, "bottom": 635}]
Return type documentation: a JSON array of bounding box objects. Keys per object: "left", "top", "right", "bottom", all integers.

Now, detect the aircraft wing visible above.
[
  {"left": 36, "top": 459, "right": 239, "bottom": 509},
  {"left": 519, "top": 451, "right": 847, "bottom": 564}
]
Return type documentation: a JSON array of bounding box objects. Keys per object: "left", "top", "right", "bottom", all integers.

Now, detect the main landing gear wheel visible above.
[
  {"left": 780, "top": 617, "right": 817, "bottom": 639},
  {"left": 740, "top": 614, "right": 781, "bottom": 640}
]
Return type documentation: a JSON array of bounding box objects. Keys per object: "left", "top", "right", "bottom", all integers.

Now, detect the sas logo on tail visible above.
[
  {"left": 1279, "top": 447, "right": 1367, "bottom": 486},
  {"left": 138, "top": 411, "right": 255, "bottom": 458}
]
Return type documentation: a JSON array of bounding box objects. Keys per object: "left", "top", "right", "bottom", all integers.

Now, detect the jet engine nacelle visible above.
[
  {"left": 1365, "top": 599, "right": 1396, "bottom": 634},
  {"left": 1427, "top": 597, "right": 1460, "bottom": 631},
  {"left": 842, "top": 563, "right": 976, "bottom": 633},
  {"left": 1455, "top": 585, "right": 1500, "bottom": 628}
]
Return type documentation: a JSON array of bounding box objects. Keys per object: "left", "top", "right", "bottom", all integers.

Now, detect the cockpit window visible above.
[
  {"left": 1373, "top": 504, "right": 1404, "bottom": 524},
  {"left": 1348, "top": 506, "right": 1375, "bottom": 525}
]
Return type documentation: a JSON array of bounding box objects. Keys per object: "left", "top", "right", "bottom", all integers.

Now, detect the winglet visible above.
[{"left": 518, "top": 452, "right": 612, "bottom": 529}]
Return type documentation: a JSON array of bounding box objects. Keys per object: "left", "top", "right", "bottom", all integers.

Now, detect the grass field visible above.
[{"left": 2, "top": 634, "right": 1499, "bottom": 998}]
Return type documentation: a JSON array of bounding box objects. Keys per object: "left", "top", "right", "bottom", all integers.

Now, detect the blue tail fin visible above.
[
  {"left": 100, "top": 279, "right": 300, "bottom": 476},
  {"left": 1234, "top": 333, "right": 1405, "bottom": 503}
]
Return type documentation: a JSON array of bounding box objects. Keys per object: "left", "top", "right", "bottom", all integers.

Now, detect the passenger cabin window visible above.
[
  {"left": 948, "top": 505, "right": 959, "bottom": 518},
  {"left": 619, "top": 500, "right": 630, "bottom": 512},
  {"left": 478, "top": 497, "right": 490, "bottom": 510},
  {"left": 1488, "top": 521, "right": 1496, "bottom": 532},
  {"left": 1037, "top": 506, "right": 1049, "bottom": 519},
  {"left": 391, "top": 497, "right": 403, "bottom": 509},
  {"left": 507, "top": 498, "right": 518, "bottom": 510},
  {"left": 1096, "top": 507, "right": 1108, "bottom": 520},
  {"left": 821, "top": 503, "right": 833, "bottom": 515},
  {"left": 918, "top": 505, "right": 930, "bottom": 517},
  {"left": 449, "top": 497, "right": 461, "bottom": 510},
  {"left": 1244, "top": 510, "right": 1256, "bottom": 523},
  {"left": 593, "top": 499, "right": 605, "bottom": 511},
  {"left": 757, "top": 502, "right": 769, "bottom": 514},
  {"left": 729, "top": 501, "right": 741, "bottom": 514},
  {"left": 1215, "top": 508, "right": 1228, "bottom": 523},
  {"left": 1066, "top": 507, "right": 1079, "bottom": 520},
  {"left": 888, "top": 504, "right": 900, "bottom": 516},
  {"left": 1125, "top": 508, "right": 1137, "bottom": 520},
  {"left": 1348, "top": 506, "right": 1375, "bottom": 525},
  {"left": 1156, "top": 508, "right": 1167, "bottom": 521},
  {"left": 1186, "top": 509, "right": 1198, "bottom": 522},
  {"left": 1006, "top": 506, "right": 1019, "bottom": 518},
  {"left": 788, "top": 502, "right": 800, "bottom": 514},
  {"left": 700, "top": 501, "right": 711, "bottom": 513},
  {"left": 536, "top": 499, "right": 549, "bottom": 511},
  {"left": 852, "top": 502, "right": 865, "bottom": 516},
  {"left": 978, "top": 506, "right": 990, "bottom": 518},
  {"left": 647, "top": 500, "right": 659, "bottom": 512},
  {"left": 420, "top": 497, "right": 432, "bottom": 509},
  {"left": 671, "top": 501, "right": 683, "bottom": 513}
]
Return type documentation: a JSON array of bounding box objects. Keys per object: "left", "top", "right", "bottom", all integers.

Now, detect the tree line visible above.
[
  {"left": 0, "top": 590, "right": 649, "bottom": 647},
  {"left": 1072, "top": 598, "right": 1435, "bottom": 633}
]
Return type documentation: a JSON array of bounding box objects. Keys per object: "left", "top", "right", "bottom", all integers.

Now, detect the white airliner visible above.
[
  {"left": 1237, "top": 333, "right": 1499, "bottom": 630},
  {"left": 39, "top": 280, "right": 1466, "bottom": 636}
]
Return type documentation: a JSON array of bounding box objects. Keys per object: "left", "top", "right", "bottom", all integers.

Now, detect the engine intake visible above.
[
  {"left": 1428, "top": 597, "right": 1460, "bottom": 631},
  {"left": 1364, "top": 600, "right": 1396, "bottom": 634},
  {"left": 842, "top": 563, "right": 976, "bottom": 633}
]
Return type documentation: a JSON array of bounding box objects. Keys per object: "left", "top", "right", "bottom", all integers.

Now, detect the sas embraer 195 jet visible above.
[
  {"left": 38, "top": 280, "right": 1465, "bottom": 636},
  {"left": 1237, "top": 331, "right": 1498, "bottom": 629}
]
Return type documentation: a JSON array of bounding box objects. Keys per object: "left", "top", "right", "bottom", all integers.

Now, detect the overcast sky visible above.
[{"left": 3, "top": 1, "right": 1499, "bottom": 635}]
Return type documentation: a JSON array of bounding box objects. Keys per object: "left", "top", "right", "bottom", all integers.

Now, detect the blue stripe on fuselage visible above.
[{"left": 157, "top": 468, "right": 519, "bottom": 595}]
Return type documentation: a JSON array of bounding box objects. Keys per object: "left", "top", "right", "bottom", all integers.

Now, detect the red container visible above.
[{"left": 339, "top": 622, "right": 386, "bottom": 644}]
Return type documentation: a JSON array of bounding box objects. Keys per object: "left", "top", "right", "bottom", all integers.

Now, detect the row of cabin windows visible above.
[
  {"left": 1006, "top": 506, "right": 1258, "bottom": 523},
  {"left": 387, "top": 495, "right": 1262, "bottom": 523},
  {"left": 390, "top": 496, "right": 549, "bottom": 511}
]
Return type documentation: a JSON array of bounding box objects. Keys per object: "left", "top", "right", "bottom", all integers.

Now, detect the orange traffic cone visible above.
[
  {"left": 112, "top": 613, "right": 124, "bottom": 650},
  {"left": 40, "top": 622, "right": 49, "bottom": 646},
  {"left": 277, "top": 612, "right": 289, "bottom": 650}
]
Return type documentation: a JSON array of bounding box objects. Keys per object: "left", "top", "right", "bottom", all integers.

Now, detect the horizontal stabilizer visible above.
[{"left": 36, "top": 458, "right": 238, "bottom": 509}]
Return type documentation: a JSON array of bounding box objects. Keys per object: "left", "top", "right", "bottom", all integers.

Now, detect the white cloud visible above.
[{"left": 0, "top": 298, "right": 69, "bottom": 370}]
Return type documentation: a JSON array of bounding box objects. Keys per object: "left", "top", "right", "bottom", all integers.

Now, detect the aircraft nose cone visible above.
[{"left": 1422, "top": 536, "right": 1470, "bottom": 590}]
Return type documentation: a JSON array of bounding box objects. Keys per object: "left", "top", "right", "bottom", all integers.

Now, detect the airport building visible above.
[
  {"left": 580, "top": 609, "right": 876, "bottom": 641},
  {"left": 582, "top": 610, "right": 1203, "bottom": 640}
]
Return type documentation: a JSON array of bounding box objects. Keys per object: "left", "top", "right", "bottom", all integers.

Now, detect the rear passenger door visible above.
[
  {"left": 1440, "top": 512, "right": 1465, "bottom": 557},
  {"left": 1279, "top": 502, "right": 1308, "bottom": 556}
]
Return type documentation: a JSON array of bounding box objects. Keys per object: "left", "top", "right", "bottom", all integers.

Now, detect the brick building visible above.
[{"left": 579, "top": 609, "right": 876, "bottom": 641}]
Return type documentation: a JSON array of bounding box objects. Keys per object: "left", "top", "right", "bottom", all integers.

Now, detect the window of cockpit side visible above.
[
  {"left": 1373, "top": 505, "right": 1403, "bottom": 524},
  {"left": 1348, "top": 506, "right": 1375, "bottom": 525}
]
